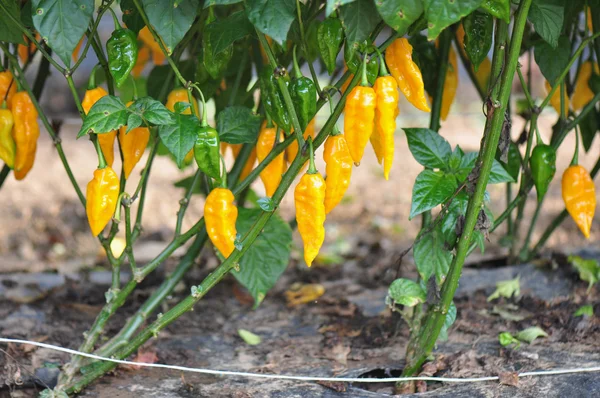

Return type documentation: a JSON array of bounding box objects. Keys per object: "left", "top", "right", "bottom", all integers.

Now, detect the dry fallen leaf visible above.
[
  {"left": 499, "top": 371, "right": 519, "bottom": 386},
  {"left": 284, "top": 283, "right": 325, "bottom": 307},
  {"left": 123, "top": 349, "right": 159, "bottom": 370}
]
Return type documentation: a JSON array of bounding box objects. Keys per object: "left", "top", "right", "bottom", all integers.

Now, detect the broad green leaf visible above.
[
  {"left": 238, "top": 329, "right": 262, "bottom": 345},
  {"left": 120, "top": 0, "right": 145, "bottom": 36},
  {"left": 534, "top": 36, "right": 570, "bottom": 85},
  {"left": 463, "top": 10, "right": 493, "bottom": 72},
  {"left": 574, "top": 305, "right": 594, "bottom": 317},
  {"left": 568, "top": 255, "right": 600, "bottom": 292},
  {"left": 232, "top": 208, "right": 292, "bottom": 308},
  {"left": 257, "top": 197, "right": 275, "bottom": 211},
  {"left": 413, "top": 227, "right": 453, "bottom": 283},
  {"left": 481, "top": 0, "right": 510, "bottom": 23},
  {"left": 158, "top": 112, "right": 199, "bottom": 167},
  {"left": 21, "top": 0, "right": 35, "bottom": 29},
  {"left": 128, "top": 97, "right": 173, "bottom": 126},
  {"left": 499, "top": 332, "right": 520, "bottom": 348},
  {"left": 0, "top": 0, "right": 25, "bottom": 44},
  {"left": 206, "top": 11, "right": 253, "bottom": 57},
  {"left": 142, "top": 0, "right": 199, "bottom": 53},
  {"left": 204, "top": 0, "right": 242, "bottom": 6},
  {"left": 424, "top": 0, "right": 484, "bottom": 40},
  {"left": 456, "top": 152, "right": 514, "bottom": 184},
  {"left": 338, "top": 0, "right": 381, "bottom": 44},
  {"left": 375, "top": 0, "right": 423, "bottom": 35},
  {"left": 440, "top": 191, "right": 468, "bottom": 244},
  {"left": 404, "top": 128, "right": 452, "bottom": 169},
  {"left": 77, "top": 96, "right": 128, "bottom": 137},
  {"left": 246, "top": 0, "right": 296, "bottom": 46},
  {"left": 388, "top": 278, "right": 426, "bottom": 307},
  {"left": 410, "top": 170, "right": 457, "bottom": 219},
  {"left": 448, "top": 146, "right": 465, "bottom": 171},
  {"left": 487, "top": 276, "right": 520, "bottom": 301},
  {"left": 146, "top": 60, "right": 196, "bottom": 101},
  {"left": 515, "top": 326, "right": 548, "bottom": 343},
  {"left": 317, "top": 17, "right": 344, "bottom": 75},
  {"left": 32, "top": 0, "right": 94, "bottom": 66},
  {"left": 125, "top": 113, "right": 143, "bottom": 132},
  {"left": 438, "top": 302, "right": 457, "bottom": 341},
  {"left": 325, "top": 0, "right": 356, "bottom": 17},
  {"left": 579, "top": 107, "right": 598, "bottom": 152},
  {"left": 217, "top": 106, "right": 261, "bottom": 144},
  {"left": 528, "top": 0, "right": 564, "bottom": 48}
]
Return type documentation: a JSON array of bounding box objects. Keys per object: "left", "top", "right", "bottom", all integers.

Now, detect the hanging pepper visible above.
[
  {"left": 290, "top": 47, "right": 317, "bottom": 132},
  {"left": 371, "top": 53, "right": 399, "bottom": 180},
  {"left": 545, "top": 80, "right": 569, "bottom": 115},
  {"left": 18, "top": 33, "right": 40, "bottom": 64},
  {"left": 239, "top": 147, "right": 257, "bottom": 181},
  {"left": 0, "top": 102, "right": 16, "bottom": 169},
  {"left": 385, "top": 38, "right": 431, "bottom": 112},
  {"left": 286, "top": 117, "right": 315, "bottom": 166},
  {"left": 72, "top": 35, "right": 85, "bottom": 62},
  {"left": 132, "top": 45, "right": 150, "bottom": 78},
  {"left": 82, "top": 72, "right": 117, "bottom": 166},
  {"left": 438, "top": 45, "right": 458, "bottom": 121},
  {"left": 572, "top": 61, "right": 599, "bottom": 111},
  {"left": 119, "top": 102, "right": 150, "bottom": 179},
  {"left": 588, "top": 8, "right": 594, "bottom": 33},
  {"left": 562, "top": 165, "right": 596, "bottom": 239},
  {"left": 295, "top": 139, "right": 326, "bottom": 267},
  {"left": 344, "top": 56, "right": 376, "bottom": 164},
  {"left": 0, "top": 70, "right": 17, "bottom": 109},
  {"left": 138, "top": 26, "right": 166, "bottom": 65},
  {"left": 194, "top": 99, "right": 221, "bottom": 181},
  {"left": 529, "top": 144, "right": 556, "bottom": 202},
  {"left": 86, "top": 166, "right": 120, "bottom": 236},
  {"left": 323, "top": 129, "right": 352, "bottom": 214},
  {"left": 256, "top": 120, "right": 285, "bottom": 197},
  {"left": 11, "top": 91, "right": 39, "bottom": 180},
  {"left": 456, "top": 25, "right": 491, "bottom": 91},
  {"left": 205, "top": 186, "right": 238, "bottom": 258},
  {"left": 260, "top": 65, "right": 291, "bottom": 132},
  {"left": 106, "top": 10, "right": 138, "bottom": 88},
  {"left": 317, "top": 16, "right": 344, "bottom": 75},
  {"left": 166, "top": 88, "right": 199, "bottom": 116}
]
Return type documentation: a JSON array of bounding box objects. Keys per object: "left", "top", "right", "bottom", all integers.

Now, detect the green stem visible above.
[
  {"left": 520, "top": 196, "right": 544, "bottom": 258},
  {"left": 175, "top": 168, "right": 201, "bottom": 236},
  {"left": 0, "top": 164, "right": 10, "bottom": 189},
  {"left": 295, "top": 0, "right": 321, "bottom": 93},
  {"left": 517, "top": 66, "right": 535, "bottom": 109},
  {"left": 66, "top": 75, "right": 85, "bottom": 119}
]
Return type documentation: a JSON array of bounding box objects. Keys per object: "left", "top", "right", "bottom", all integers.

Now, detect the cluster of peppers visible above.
[{"left": 0, "top": 70, "right": 40, "bottom": 181}]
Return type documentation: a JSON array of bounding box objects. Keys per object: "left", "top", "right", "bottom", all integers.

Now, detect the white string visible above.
[{"left": 1, "top": 337, "right": 599, "bottom": 384}]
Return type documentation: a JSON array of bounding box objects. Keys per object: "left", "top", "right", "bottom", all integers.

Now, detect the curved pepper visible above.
[
  {"left": 545, "top": 80, "right": 569, "bottom": 115},
  {"left": 11, "top": 91, "right": 39, "bottom": 180},
  {"left": 0, "top": 70, "right": 17, "bottom": 109},
  {"left": 18, "top": 33, "right": 40, "bottom": 64},
  {"left": 439, "top": 46, "right": 458, "bottom": 121},
  {"left": 324, "top": 134, "right": 352, "bottom": 214},
  {"left": 317, "top": 17, "right": 344, "bottom": 75},
  {"left": 72, "top": 35, "right": 85, "bottom": 62},
  {"left": 286, "top": 118, "right": 315, "bottom": 166},
  {"left": 240, "top": 147, "right": 257, "bottom": 181},
  {"left": 572, "top": 61, "right": 599, "bottom": 111},
  {"left": 86, "top": 167, "right": 119, "bottom": 236},
  {"left": 107, "top": 25, "right": 138, "bottom": 87},
  {"left": 290, "top": 48, "right": 317, "bottom": 132},
  {"left": 385, "top": 38, "right": 430, "bottom": 112},
  {"left": 138, "top": 26, "right": 166, "bottom": 65},
  {"left": 82, "top": 86, "right": 117, "bottom": 167},
  {"left": 0, "top": 105, "right": 16, "bottom": 169},
  {"left": 205, "top": 187, "right": 238, "bottom": 258},
  {"left": 529, "top": 144, "right": 557, "bottom": 202},
  {"left": 562, "top": 165, "right": 596, "bottom": 238},
  {"left": 260, "top": 65, "right": 291, "bottom": 132},
  {"left": 193, "top": 109, "right": 221, "bottom": 181},
  {"left": 256, "top": 121, "right": 285, "bottom": 197},
  {"left": 371, "top": 63, "right": 399, "bottom": 179},
  {"left": 119, "top": 101, "right": 150, "bottom": 179}
]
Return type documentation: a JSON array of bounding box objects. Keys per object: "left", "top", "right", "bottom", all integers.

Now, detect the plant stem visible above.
[
  {"left": 0, "top": 164, "right": 9, "bottom": 189},
  {"left": 401, "top": 0, "right": 532, "bottom": 379},
  {"left": 175, "top": 169, "right": 202, "bottom": 236},
  {"left": 66, "top": 75, "right": 85, "bottom": 119},
  {"left": 295, "top": 0, "right": 321, "bottom": 94},
  {"left": 520, "top": 196, "right": 544, "bottom": 258}
]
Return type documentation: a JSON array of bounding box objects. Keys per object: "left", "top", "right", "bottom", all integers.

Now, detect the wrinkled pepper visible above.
[
  {"left": 344, "top": 57, "right": 376, "bottom": 164},
  {"left": 0, "top": 70, "right": 17, "bottom": 109},
  {"left": 290, "top": 48, "right": 317, "bottom": 132},
  {"left": 317, "top": 16, "right": 344, "bottom": 75},
  {"left": 256, "top": 120, "right": 285, "bottom": 197},
  {"left": 260, "top": 65, "right": 291, "bottom": 132},
  {"left": 440, "top": 46, "right": 458, "bottom": 121},
  {"left": 385, "top": 38, "right": 431, "bottom": 112},
  {"left": 82, "top": 76, "right": 117, "bottom": 167},
  {"left": 545, "top": 80, "right": 569, "bottom": 115},
  {"left": 286, "top": 118, "right": 315, "bottom": 166},
  {"left": 194, "top": 105, "right": 221, "bottom": 181},
  {"left": 86, "top": 166, "right": 120, "bottom": 236},
  {"left": 0, "top": 102, "right": 16, "bottom": 169},
  {"left": 572, "top": 61, "right": 598, "bottom": 111},
  {"left": 294, "top": 140, "right": 326, "bottom": 267},
  {"left": 562, "top": 165, "right": 596, "bottom": 238},
  {"left": 106, "top": 15, "right": 138, "bottom": 87},
  {"left": 11, "top": 91, "right": 39, "bottom": 180},
  {"left": 205, "top": 187, "right": 238, "bottom": 258},
  {"left": 529, "top": 144, "right": 557, "bottom": 202},
  {"left": 119, "top": 102, "right": 150, "bottom": 179},
  {"left": 324, "top": 131, "right": 352, "bottom": 214}
]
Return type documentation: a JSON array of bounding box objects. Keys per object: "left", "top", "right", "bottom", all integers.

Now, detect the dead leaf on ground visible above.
[
  {"left": 322, "top": 343, "right": 351, "bottom": 368},
  {"left": 284, "top": 283, "right": 325, "bottom": 307},
  {"left": 499, "top": 371, "right": 519, "bottom": 386},
  {"left": 317, "top": 380, "right": 347, "bottom": 392},
  {"left": 122, "top": 349, "right": 159, "bottom": 370}
]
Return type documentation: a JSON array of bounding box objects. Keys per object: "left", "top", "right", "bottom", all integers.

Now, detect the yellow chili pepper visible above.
[
  {"left": 562, "top": 165, "right": 596, "bottom": 239},
  {"left": 256, "top": 121, "right": 285, "bottom": 197},
  {"left": 344, "top": 79, "right": 376, "bottom": 164},
  {"left": 82, "top": 86, "right": 117, "bottom": 166},
  {"left": 371, "top": 62, "right": 399, "bottom": 179},
  {"left": 18, "top": 34, "right": 40, "bottom": 64},
  {"left": 439, "top": 46, "right": 458, "bottom": 121},
  {"left": 11, "top": 91, "right": 39, "bottom": 180},
  {"left": 286, "top": 117, "right": 315, "bottom": 165},
  {"left": 86, "top": 166, "right": 120, "bottom": 236},
  {"left": 139, "top": 26, "right": 166, "bottom": 65},
  {"left": 0, "top": 70, "right": 17, "bottom": 109},
  {"left": 323, "top": 133, "right": 352, "bottom": 214},
  {"left": 572, "top": 61, "right": 599, "bottom": 111},
  {"left": 119, "top": 102, "right": 150, "bottom": 179},
  {"left": 0, "top": 105, "right": 16, "bottom": 169},
  {"left": 72, "top": 35, "right": 85, "bottom": 62},
  {"left": 205, "top": 187, "right": 238, "bottom": 258},
  {"left": 545, "top": 80, "right": 570, "bottom": 115},
  {"left": 240, "top": 147, "right": 257, "bottom": 181}
]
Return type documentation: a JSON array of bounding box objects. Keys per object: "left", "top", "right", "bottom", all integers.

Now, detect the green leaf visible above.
[
  {"left": 77, "top": 95, "right": 128, "bottom": 138},
  {"left": 158, "top": 112, "right": 199, "bottom": 167},
  {"left": 388, "top": 278, "right": 426, "bottom": 307},
  {"left": 142, "top": 0, "right": 199, "bottom": 53},
  {"left": 424, "top": 0, "right": 484, "bottom": 40},
  {"left": 375, "top": 0, "right": 423, "bottom": 35},
  {"left": 438, "top": 302, "right": 457, "bottom": 341},
  {"left": 21, "top": 1, "right": 35, "bottom": 29},
  {"left": 128, "top": 97, "right": 173, "bottom": 126},
  {"left": 247, "top": 0, "right": 296, "bottom": 46},
  {"left": 440, "top": 191, "right": 467, "bottom": 243},
  {"left": 317, "top": 17, "right": 344, "bottom": 75},
  {"left": 206, "top": 11, "right": 253, "bottom": 57},
  {"left": 534, "top": 36, "right": 570, "bottom": 85},
  {"left": 499, "top": 331, "right": 520, "bottom": 348},
  {"left": 217, "top": 106, "right": 261, "bottom": 144},
  {"left": 325, "top": 0, "right": 356, "bottom": 17},
  {"left": 481, "top": 0, "right": 510, "bottom": 23},
  {"left": 404, "top": 128, "right": 452, "bottom": 169},
  {"left": 410, "top": 170, "right": 457, "bottom": 219},
  {"left": 528, "top": 0, "right": 564, "bottom": 48},
  {"left": 232, "top": 208, "right": 292, "bottom": 308},
  {"left": 120, "top": 0, "right": 145, "bottom": 36},
  {"left": 238, "top": 329, "right": 262, "bottom": 345},
  {"left": 463, "top": 10, "right": 493, "bottom": 72},
  {"left": 487, "top": 276, "right": 520, "bottom": 302},
  {"left": 413, "top": 227, "right": 453, "bottom": 283},
  {"left": 338, "top": 0, "right": 381, "bottom": 44},
  {"left": 257, "top": 197, "right": 275, "bottom": 211},
  {"left": 0, "top": 0, "right": 25, "bottom": 44},
  {"left": 574, "top": 305, "right": 594, "bottom": 317},
  {"left": 126, "top": 113, "right": 143, "bottom": 132},
  {"left": 146, "top": 60, "right": 196, "bottom": 101},
  {"left": 456, "top": 152, "right": 514, "bottom": 183},
  {"left": 568, "top": 255, "right": 600, "bottom": 292},
  {"left": 448, "top": 145, "right": 464, "bottom": 171},
  {"left": 515, "top": 326, "right": 548, "bottom": 344},
  {"left": 409, "top": 34, "right": 438, "bottom": 96},
  {"left": 32, "top": 0, "right": 94, "bottom": 66},
  {"left": 204, "top": 0, "right": 242, "bottom": 6},
  {"left": 579, "top": 107, "right": 598, "bottom": 152}
]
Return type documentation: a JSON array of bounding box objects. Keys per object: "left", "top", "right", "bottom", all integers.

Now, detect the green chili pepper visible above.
[
  {"left": 260, "top": 65, "right": 291, "bottom": 132},
  {"left": 107, "top": 27, "right": 138, "bottom": 87},
  {"left": 317, "top": 16, "right": 344, "bottom": 75},
  {"left": 290, "top": 48, "right": 317, "bottom": 132},
  {"left": 529, "top": 144, "right": 556, "bottom": 202},
  {"left": 343, "top": 41, "right": 378, "bottom": 85},
  {"left": 502, "top": 142, "right": 522, "bottom": 181},
  {"left": 462, "top": 10, "right": 493, "bottom": 72},
  {"left": 194, "top": 107, "right": 221, "bottom": 181}
]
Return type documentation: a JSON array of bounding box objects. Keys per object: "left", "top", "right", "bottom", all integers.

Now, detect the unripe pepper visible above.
[
  {"left": 0, "top": 103, "right": 16, "bottom": 169},
  {"left": 11, "top": 91, "right": 39, "bottom": 180},
  {"left": 0, "top": 70, "right": 17, "bottom": 109},
  {"left": 205, "top": 187, "right": 238, "bottom": 258},
  {"left": 260, "top": 65, "right": 291, "bottom": 132},
  {"left": 529, "top": 144, "right": 556, "bottom": 202},
  {"left": 256, "top": 120, "right": 285, "bottom": 197},
  {"left": 106, "top": 13, "right": 138, "bottom": 87},
  {"left": 385, "top": 38, "right": 430, "bottom": 112},
  {"left": 86, "top": 166, "right": 120, "bottom": 236},
  {"left": 344, "top": 56, "right": 376, "bottom": 164},
  {"left": 572, "top": 61, "right": 598, "bottom": 111},
  {"left": 294, "top": 139, "right": 326, "bottom": 267},
  {"left": 440, "top": 46, "right": 458, "bottom": 121},
  {"left": 545, "top": 80, "right": 569, "bottom": 115},
  {"left": 290, "top": 48, "right": 317, "bottom": 132},
  {"left": 193, "top": 102, "right": 221, "bottom": 181},
  {"left": 82, "top": 75, "right": 117, "bottom": 167},
  {"left": 562, "top": 165, "right": 596, "bottom": 238},
  {"left": 324, "top": 132, "right": 352, "bottom": 214},
  {"left": 119, "top": 102, "right": 150, "bottom": 179},
  {"left": 317, "top": 16, "right": 344, "bottom": 75}
]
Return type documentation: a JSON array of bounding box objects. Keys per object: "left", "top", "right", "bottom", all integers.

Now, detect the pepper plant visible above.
[{"left": 0, "top": 0, "right": 598, "bottom": 396}]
